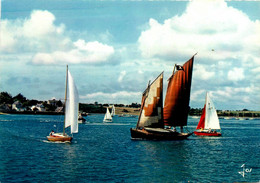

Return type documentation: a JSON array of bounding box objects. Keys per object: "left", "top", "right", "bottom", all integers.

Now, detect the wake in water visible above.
[
  {"left": 84, "top": 122, "right": 131, "bottom": 126},
  {"left": 42, "top": 140, "right": 72, "bottom": 144}
]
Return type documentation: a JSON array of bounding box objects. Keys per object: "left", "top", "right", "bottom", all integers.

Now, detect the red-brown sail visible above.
[
  {"left": 196, "top": 105, "right": 205, "bottom": 129},
  {"left": 163, "top": 56, "right": 195, "bottom": 127},
  {"left": 137, "top": 73, "right": 164, "bottom": 128}
]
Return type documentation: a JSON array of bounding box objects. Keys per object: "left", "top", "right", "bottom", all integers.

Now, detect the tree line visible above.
[{"left": 0, "top": 91, "right": 141, "bottom": 113}]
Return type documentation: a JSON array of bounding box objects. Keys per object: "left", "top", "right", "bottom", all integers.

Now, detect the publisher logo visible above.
[{"left": 238, "top": 164, "right": 252, "bottom": 178}]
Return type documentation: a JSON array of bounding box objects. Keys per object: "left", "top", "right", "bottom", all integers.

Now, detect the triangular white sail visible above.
[
  {"left": 111, "top": 105, "right": 116, "bottom": 117},
  {"left": 65, "top": 70, "right": 79, "bottom": 134},
  {"left": 204, "top": 92, "right": 220, "bottom": 130},
  {"left": 104, "top": 108, "right": 112, "bottom": 121}
]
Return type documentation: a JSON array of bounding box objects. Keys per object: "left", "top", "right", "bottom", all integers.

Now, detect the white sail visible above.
[
  {"left": 104, "top": 108, "right": 112, "bottom": 121},
  {"left": 65, "top": 70, "right": 79, "bottom": 134},
  {"left": 204, "top": 92, "right": 220, "bottom": 130},
  {"left": 111, "top": 105, "right": 116, "bottom": 117}
]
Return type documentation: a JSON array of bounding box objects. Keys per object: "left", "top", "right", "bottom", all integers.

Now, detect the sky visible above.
[{"left": 0, "top": 0, "right": 259, "bottom": 110}]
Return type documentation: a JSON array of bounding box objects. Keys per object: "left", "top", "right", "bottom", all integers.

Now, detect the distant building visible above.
[
  {"left": 31, "top": 103, "right": 46, "bottom": 112},
  {"left": 12, "top": 101, "right": 25, "bottom": 111},
  {"left": 47, "top": 99, "right": 59, "bottom": 106}
]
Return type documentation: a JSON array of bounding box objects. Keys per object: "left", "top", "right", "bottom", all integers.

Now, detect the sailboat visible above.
[
  {"left": 194, "top": 92, "right": 221, "bottom": 136},
  {"left": 111, "top": 105, "right": 116, "bottom": 117},
  {"left": 130, "top": 55, "right": 195, "bottom": 140},
  {"left": 47, "top": 66, "right": 79, "bottom": 142},
  {"left": 103, "top": 108, "right": 112, "bottom": 122}
]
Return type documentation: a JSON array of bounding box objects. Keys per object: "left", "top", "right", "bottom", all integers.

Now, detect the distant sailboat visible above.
[
  {"left": 47, "top": 66, "right": 79, "bottom": 142},
  {"left": 130, "top": 55, "right": 196, "bottom": 140},
  {"left": 103, "top": 108, "right": 112, "bottom": 122},
  {"left": 194, "top": 92, "right": 221, "bottom": 136},
  {"left": 111, "top": 105, "right": 116, "bottom": 117},
  {"left": 78, "top": 113, "right": 86, "bottom": 124}
]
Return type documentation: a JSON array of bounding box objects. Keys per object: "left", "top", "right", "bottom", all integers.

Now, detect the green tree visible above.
[
  {"left": 0, "top": 92, "right": 13, "bottom": 104},
  {"left": 57, "top": 100, "right": 63, "bottom": 107},
  {"left": 13, "top": 93, "right": 27, "bottom": 103}
]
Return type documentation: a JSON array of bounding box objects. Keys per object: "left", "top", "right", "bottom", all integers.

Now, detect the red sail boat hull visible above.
[
  {"left": 131, "top": 128, "right": 192, "bottom": 140},
  {"left": 194, "top": 131, "right": 221, "bottom": 136}
]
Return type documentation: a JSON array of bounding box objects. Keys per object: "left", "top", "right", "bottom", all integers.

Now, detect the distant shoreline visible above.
[
  {"left": 0, "top": 111, "right": 64, "bottom": 115},
  {"left": 1, "top": 107, "right": 259, "bottom": 119}
]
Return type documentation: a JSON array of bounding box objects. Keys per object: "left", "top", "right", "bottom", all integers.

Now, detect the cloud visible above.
[
  {"left": 194, "top": 64, "right": 215, "bottom": 80},
  {"left": 32, "top": 40, "right": 115, "bottom": 65},
  {"left": 0, "top": 10, "right": 67, "bottom": 53},
  {"left": 138, "top": 0, "right": 260, "bottom": 64},
  {"left": 227, "top": 67, "right": 245, "bottom": 82},
  {"left": 23, "top": 10, "right": 62, "bottom": 38},
  {"left": 190, "top": 89, "right": 205, "bottom": 102},
  {"left": 213, "top": 85, "right": 258, "bottom": 108},
  {"left": 80, "top": 91, "right": 142, "bottom": 104},
  {"left": 118, "top": 70, "right": 126, "bottom": 82},
  {"left": 0, "top": 10, "right": 115, "bottom": 65}
]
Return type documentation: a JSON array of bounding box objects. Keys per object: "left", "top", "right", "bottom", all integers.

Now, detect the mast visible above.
[
  {"left": 63, "top": 65, "right": 68, "bottom": 136},
  {"left": 204, "top": 92, "right": 209, "bottom": 128}
]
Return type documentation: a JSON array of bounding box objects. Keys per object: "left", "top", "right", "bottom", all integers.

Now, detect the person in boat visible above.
[
  {"left": 49, "top": 130, "right": 55, "bottom": 136},
  {"left": 208, "top": 128, "right": 212, "bottom": 133}
]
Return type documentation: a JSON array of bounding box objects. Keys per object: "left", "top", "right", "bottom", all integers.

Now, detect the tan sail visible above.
[
  {"left": 163, "top": 55, "right": 195, "bottom": 127},
  {"left": 137, "top": 72, "right": 164, "bottom": 128}
]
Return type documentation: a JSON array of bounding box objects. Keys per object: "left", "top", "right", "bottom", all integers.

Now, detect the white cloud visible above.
[
  {"left": 138, "top": 0, "right": 260, "bottom": 65},
  {"left": 32, "top": 40, "right": 115, "bottom": 65},
  {"left": 118, "top": 70, "right": 126, "bottom": 82},
  {"left": 212, "top": 85, "right": 258, "bottom": 109},
  {"left": 190, "top": 89, "right": 205, "bottom": 102},
  {"left": 194, "top": 64, "right": 215, "bottom": 80},
  {"left": 0, "top": 10, "right": 115, "bottom": 65},
  {"left": 227, "top": 67, "right": 245, "bottom": 82},
  {"left": 80, "top": 91, "right": 142, "bottom": 104},
  {"left": 0, "top": 10, "right": 66, "bottom": 53},
  {"left": 23, "top": 10, "right": 61, "bottom": 38}
]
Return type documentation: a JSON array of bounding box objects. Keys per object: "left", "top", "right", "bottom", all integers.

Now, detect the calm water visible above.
[{"left": 0, "top": 114, "right": 259, "bottom": 182}]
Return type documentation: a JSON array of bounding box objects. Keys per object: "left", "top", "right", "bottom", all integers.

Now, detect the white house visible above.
[
  {"left": 12, "top": 101, "right": 25, "bottom": 111},
  {"left": 31, "top": 104, "right": 46, "bottom": 112}
]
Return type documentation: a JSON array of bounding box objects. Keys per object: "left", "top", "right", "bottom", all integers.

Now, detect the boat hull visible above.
[
  {"left": 130, "top": 128, "right": 193, "bottom": 140},
  {"left": 194, "top": 131, "right": 221, "bottom": 137},
  {"left": 47, "top": 134, "right": 72, "bottom": 142}
]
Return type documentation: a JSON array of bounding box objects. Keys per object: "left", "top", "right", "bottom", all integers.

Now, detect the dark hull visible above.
[
  {"left": 194, "top": 131, "right": 221, "bottom": 137},
  {"left": 130, "top": 128, "right": 193, "bottom": 140}
]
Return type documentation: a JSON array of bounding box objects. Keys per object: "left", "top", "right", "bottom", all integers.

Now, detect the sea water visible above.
[{"left": 0, "top": 114, "right": 259, "bottom": 182}]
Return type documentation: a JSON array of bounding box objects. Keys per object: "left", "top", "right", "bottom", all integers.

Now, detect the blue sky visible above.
[{"left": 0, "top": 0, "right": 259, "bottom": 110}]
